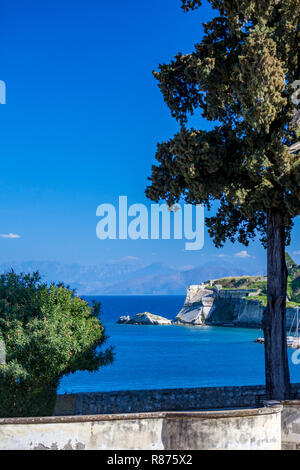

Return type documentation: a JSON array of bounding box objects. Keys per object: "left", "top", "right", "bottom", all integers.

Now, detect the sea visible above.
[{"left": 58, "top": 295, "right": 300, "bottom": 394}]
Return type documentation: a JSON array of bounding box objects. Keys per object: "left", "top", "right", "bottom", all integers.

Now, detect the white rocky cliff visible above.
[
  {"left": 117, "top": 280, "right": 299, "bottom": 329},
  {"left": 117, "top": 312, "right": 172, "bottom": 325},
  {"left": 175, "top": 284, "right": 216, "bottom": 325},
  {"left": 176, "top": 282, "right": 299, "bottom": 329}
]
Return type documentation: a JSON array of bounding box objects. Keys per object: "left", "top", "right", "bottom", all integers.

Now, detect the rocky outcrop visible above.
[
  {"left": 175, "top": 285, "right": 216, "bottom": 325},
  {"left": 117, "top": 282, "right": 300, "bottom": 329},
  {"left": 117, "top": 316, "right": 131, "bottom": 324},
  {"left": 117, "top": 312, "right": 172, "bottom": 325},
  {"left": 177, "top": 284, "right": 299, "bottom": 329},
  {"left": 231, "top": 298, "right": 264, "bottom": 327}
]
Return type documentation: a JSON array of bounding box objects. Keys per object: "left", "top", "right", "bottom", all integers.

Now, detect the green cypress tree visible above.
[{"left": 146, "top": 0, "right": 300, "bottom": 400}]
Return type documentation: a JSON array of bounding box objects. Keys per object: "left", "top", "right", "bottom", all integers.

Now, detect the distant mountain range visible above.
[{"left": 0, "top": 257, "right": 265, "bottom": 295}]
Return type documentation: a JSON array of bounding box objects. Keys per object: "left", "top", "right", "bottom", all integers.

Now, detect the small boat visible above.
[
  {"left": 286, "top": 306, "right": 300, "bottom": 347},
  {"left": 254, "top": 337, "right": 264, "bottom": 344},
  {"left": 287, "top": 336, "right": 295, "bottom": 343}
]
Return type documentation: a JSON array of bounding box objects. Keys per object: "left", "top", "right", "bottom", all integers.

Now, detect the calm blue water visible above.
[{"left": 58, "top": 295, "right": 300, "bottom": 393}]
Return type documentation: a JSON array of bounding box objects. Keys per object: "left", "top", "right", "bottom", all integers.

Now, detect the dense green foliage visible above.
[
  {"left": 287, "top": 257, "right": 300, "bottom": 304},
  {"left": 146, "top": 0, "right": 300, "bottom": 398},
  {"left": 211, "top": 276, "right": 267, "bottom": 290},
  {"left": 0, "top": 272, "right": 114, "bottom": 417},
  {"left": 146, "top": 0, "right": 300, "bottom": 245},
  {"left": 286, "top": 252, "right": 300, "bottom": 277}
]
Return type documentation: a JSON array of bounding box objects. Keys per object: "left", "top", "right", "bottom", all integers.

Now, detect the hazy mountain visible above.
[
  {"left": 0, "top": 258, "right": 264, "bottom": 295},
  {"left": 0, "top": 257, "right": 146, "bottom": 294},
  {"left": 103, "top": 261, "right": 263, "bottom": 295}
]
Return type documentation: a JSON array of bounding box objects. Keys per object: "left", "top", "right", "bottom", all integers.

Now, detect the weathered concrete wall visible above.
[
  {"left": 55, "top": 384, "right": 300, "bottom": 416},
  {"left": 281, "top": 401, "right": 300, "bottom": 450},
  {"left": 0, "top": 407, "right": 282, "bottom": 450}
]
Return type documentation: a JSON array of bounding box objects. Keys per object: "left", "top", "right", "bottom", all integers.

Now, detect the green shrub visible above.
[
  {"left": 291, "top": 276, "right": 300, "bottom": 304},
  {"left": 0, "top": 271, "right": 114, "bottom": 418}
]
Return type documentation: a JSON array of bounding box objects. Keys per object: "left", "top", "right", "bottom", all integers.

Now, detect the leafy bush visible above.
[
  {"left": 248, "top": 295, "right": 268, "bottom": 306},
  {"left": 286, "top": 253, "right": 300, "bottom": 279},
  {"left": 212, "top": 276, "right": 267, "bottom": 290},
  {"left": 291, "top": 276, "right": 300, "bottom": 304},
  {"left": 0, "top": 271, "right": 114, "bottom": 418}
]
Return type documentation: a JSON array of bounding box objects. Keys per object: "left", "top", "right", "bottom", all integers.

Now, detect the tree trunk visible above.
[{"left": 262, "top": 209, "right": 291, "bottom": 400}]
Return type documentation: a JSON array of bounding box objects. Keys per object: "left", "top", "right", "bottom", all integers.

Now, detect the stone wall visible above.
[
  {"left": 55, "top": 383, "right": 300, "bottom": 416},
  {"left": 281, "top": 400, "right": 300, "bottom": 450},
  {"left": 7, "top": 386, "right": 300, "bottom": 450},
  {"left": 0, "top": 407, "right": 282, "bottom": 450}
]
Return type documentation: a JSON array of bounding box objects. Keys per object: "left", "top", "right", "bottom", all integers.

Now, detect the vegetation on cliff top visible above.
[{"left": 208, "top": 253, "right": 300, "bottom": 308}]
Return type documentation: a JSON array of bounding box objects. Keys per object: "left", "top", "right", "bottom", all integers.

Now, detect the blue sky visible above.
[{"left": 0, "top": 0, "right": 299, "bottom": 272}]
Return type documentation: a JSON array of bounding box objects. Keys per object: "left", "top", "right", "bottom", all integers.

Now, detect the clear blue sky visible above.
[{"left": 0, "top": 0, "right": 299, "bottom": 271}]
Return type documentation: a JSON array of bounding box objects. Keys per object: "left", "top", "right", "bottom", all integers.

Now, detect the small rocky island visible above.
[{"left": 117, "top": 312, "right": 172, "bottom": 325}]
